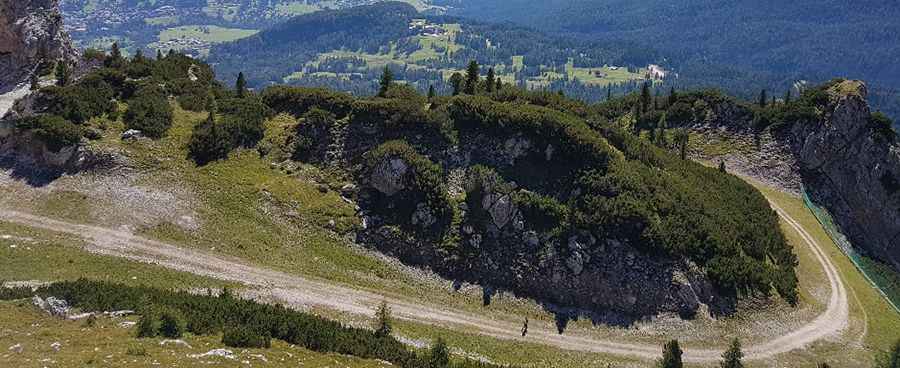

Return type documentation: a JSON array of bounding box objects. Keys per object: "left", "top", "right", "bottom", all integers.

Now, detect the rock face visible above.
[
  {"left": 370, "top": 158, "right": 408, "bottom": 196},
  {"left": 689, "top": 80, "right": 900, "bottom": 272},
  {"left": 0, "top": 0, "right": 77, "bottom": 89},
  {"left": 791, "top": 82, "right": 900, "bottom": 271}
]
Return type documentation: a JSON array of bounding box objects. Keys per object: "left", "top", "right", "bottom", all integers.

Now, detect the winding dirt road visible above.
[{"left": 0, "top": 200, "right": 848, "bottom": 363}]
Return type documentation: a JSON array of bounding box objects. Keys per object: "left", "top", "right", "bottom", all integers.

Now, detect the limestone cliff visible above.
[
  {"left": 689, "top": 80, "right": 900, "bottom": 272},
  {"left": 0, "top": 0, "right": 77, "bottom": 88},
  {"left": 791, "top": 81, "right": 900, "bottom": 271}
]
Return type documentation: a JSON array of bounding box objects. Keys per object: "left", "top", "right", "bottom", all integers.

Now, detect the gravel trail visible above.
[{"left": 0, "top": 200, "right": 848, "bottom": 363}]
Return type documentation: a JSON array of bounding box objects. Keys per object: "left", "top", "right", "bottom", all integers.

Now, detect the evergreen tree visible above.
[
  {"left": 105, "top": 42, "right": 123, "bottom": 68},
  {"left": 485, "top": 67, "right": 496, "bottom": 92},
  {"left": 673, "top": 128, "right": 690, "bottom": 160},
  {"left": 449, "top": 72, "right": 464, "bottom": 96},
  {"left": 236, "top": 72, "right": 247, "bottom": 98},
  {"left": 607, "top": 85, "right": 612, "bottom": 101},
  {"left": 720, "top": 339, "right": 743, "bottom": 368},
  {"left": 54, "top": 61, "right": 70, "bottom": 87},
  {"left": 758, "top": 89, "right": 768, "bottom": 107},
  {"left": 655, "top": 112, "right": 668, "bottom": 147},
  {"left": 784, "top": 89, "right": 792, "bottom": 104},
  {"left": 133, "top": 49, "right": 144, "bottom": 63},
  {"left": 205, "top": 93, "right": 217, "bottom": 124},
  {"left": 495, "top": 77, "right": 502, "bottom": 92},
  {"left": 378, "top": 66, "right": 394, "bottom": 97},
  {"left": 668, "top": 86, "right": 677, "bottom": 106},
  {"left": 658, "top": 339, "right": 683, "bottom": 368},
  {"left": 427, "top": 85, "right": 436, "bottom": 101},
  {"left": 719, "top": 160, "right": 727, "bottom": 173},
  {"left": 429, "top": 338, "right": 450, "bottom": 368},
  {"left": 640, "top": 82, "right": 652, "bottom": 114},
  {"left": 374, "top": 301, "right": 393, "bottom": 338},
  {"left": 464, "top": 60, "right": 479, "bottom": 95},
  {"left": 156, "top": 49, "right": 164, "bottom": 61},
  {"left": 654, "top": 89, "right": 661, "bottom": 109}
]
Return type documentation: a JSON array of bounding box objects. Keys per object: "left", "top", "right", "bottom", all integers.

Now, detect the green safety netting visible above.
[{"left": 802, "top": 190, "right": 900, "bottom": 314}]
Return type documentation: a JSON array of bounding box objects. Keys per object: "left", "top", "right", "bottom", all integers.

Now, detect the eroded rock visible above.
[{"left": 370, "top": 158, "right": 408, "bottom": 196}]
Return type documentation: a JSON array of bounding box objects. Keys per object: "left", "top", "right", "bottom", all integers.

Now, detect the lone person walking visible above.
[{"left": 521, "top": 317, "right": 529, "bottom": 337}]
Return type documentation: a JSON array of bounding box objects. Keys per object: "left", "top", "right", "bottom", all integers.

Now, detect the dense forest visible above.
[
  {"left": 437, "top": 0, "right": 900, "bottom": 124},
  {"left": 207, "top": 2, "right": 661, "bottom": 102}
]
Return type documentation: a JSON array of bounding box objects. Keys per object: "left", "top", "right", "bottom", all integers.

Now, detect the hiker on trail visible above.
[{"left": 521, "top": 317, "right": 529, "bottom": 337}]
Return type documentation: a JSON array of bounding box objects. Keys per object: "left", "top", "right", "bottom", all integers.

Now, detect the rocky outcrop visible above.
[
  {"left": 0, "top": 0, "right": 78, "bottom": 89},
  {"left": 689, "top": 80, "right": 900, "bottom": 272},
  {"left": 791, "top": 81, "right": 900, "bottom": 271},
  {"left": 370, "top": 158, "right": 408, "bottom": 196},
  {"left": 356, "top": 149, "right": 727, "bottom": 320}
]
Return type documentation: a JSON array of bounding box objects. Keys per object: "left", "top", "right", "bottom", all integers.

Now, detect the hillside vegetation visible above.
[{"left": 13, "top": 47, "right": 801, "bottom": 319}]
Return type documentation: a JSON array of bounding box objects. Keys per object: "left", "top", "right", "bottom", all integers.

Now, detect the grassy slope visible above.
[
  {"left": 0, "top": 301, "right": 391, "bottom": 368},
  {"left": 158, "top": 25, "right": 259, "bottom": 44},
  {"left": 0, "top": 221, "right": 229, "bottom": 290}
]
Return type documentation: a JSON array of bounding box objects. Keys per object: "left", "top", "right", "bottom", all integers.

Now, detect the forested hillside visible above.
[
  {"left": 439, "top": 0, "right": 900, "bottom": 124},
  {"left": 58, "top": 0, "right": 437, "bottom": 56},
  {"left": 208, "top": 2, "right": 663, "bottom": 101}
]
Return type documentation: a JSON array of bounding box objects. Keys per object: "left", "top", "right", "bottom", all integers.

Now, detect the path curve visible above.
[{"left": 0, "top": 201, "right": 848, "bottom": 363}]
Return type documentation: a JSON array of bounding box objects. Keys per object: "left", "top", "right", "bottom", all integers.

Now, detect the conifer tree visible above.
[
  {"left": 464, "top": 60, "right": 479, "bottom": 94},
  {"left": 495, "top": 77, "right": 502, "bottom": 92},
  {"left": 205, "top": 93, "right": 217, "bottom": 124},
  {"left": 784, "top": 89, "right": 792, "bottom": 104},
  {"left": 485, "top": 67, "right": 496, "bottom": 92},
  {"left": 720, "top": 339, "right": 743, "bottom": 368},
  {"left": 378, "top": 66, "right": 394, "bottom": 97},
  {"left": 659, "top": 339, "right": 683, "bottom": 368},
  {"left": 156, "top": 49, "right": 164, "bottom": 61},
  {"left": 758, "top": 89, "right": 768, "bottom": 107},
  {"left": 719, "top": 160, "right": 727, "bottom": 173},
  {"left": 607, "top": 85, "right": 612, "bottom": 101},
  {"left": 668, "top": 86, "right": 677, "bottom": 106},
  {"left": 374, "top": 301, "right": 393, "bottom": 338},
  {"left": 55, "top": 61, "right": 70, "bottom": 87},
  {"left": 236, "top": 72, "right": 247, "bottom": 98},
  {"left": 427, "top": 85, "right": 436, "bottom": 100},
  {"left": 429, "top": 338, "right": 450, "bottom": 368},
  {"left": 133, "top": 49, "right": 144, "bottom": 63},
  {"left": 105, "top": 42, "right": 123, "bottom": 68},
  {"left": 449, "top": 72, "right": 464, "bottom": 96},
  {"left": 640, "top": 82, "right": 652, "bottom": 114},
  {"left": 674, "top": 128, "right": 690, "bottom": 160},
  {"left": 656, "top": 112, "right": 668, "bottom": 147}
]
